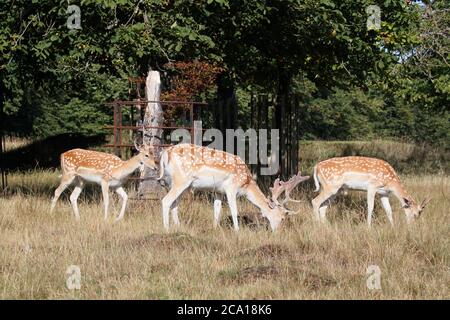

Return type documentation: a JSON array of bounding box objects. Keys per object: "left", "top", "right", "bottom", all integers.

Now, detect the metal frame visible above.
[
  {"left": 104, "top": 77, "right": 209, "bottom": 188},
  {"left": 105, "top": 99, "right": 208, "bottom": 156},
  {"left": 106, "top": 75, "right": 208, "bottom": 157}
]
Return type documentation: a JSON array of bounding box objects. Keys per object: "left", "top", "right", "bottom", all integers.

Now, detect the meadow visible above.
[{"left": 0, "top": 140, "right": 448, "bottom": 299}]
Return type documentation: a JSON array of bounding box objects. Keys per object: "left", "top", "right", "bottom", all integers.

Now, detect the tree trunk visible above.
[
  {"left": 217, "top": 73, "right": 237, "bottom": 151},
  {"left": 138, "top": 70, "right": 165, "bottom": 196},
  {"left": 275, "top": 67, "right": 298, "bottom": 179}
]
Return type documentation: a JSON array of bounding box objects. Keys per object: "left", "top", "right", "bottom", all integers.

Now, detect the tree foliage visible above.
[{"left": 0, "top": 0, "right": 448, "bottom": 149}]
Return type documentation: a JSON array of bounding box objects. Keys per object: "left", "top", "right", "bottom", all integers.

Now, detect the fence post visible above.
[
  {"left": 190, "top": 103, "right": 195, "bottom": 143},
  {"left": 0, "top": 132, "right": 6, "bottom": 191},
  {"left": 138, "top": 70, "right": 165, "bottom": 196},
  {"left": 113, "top": 102, "right": 122, "bottom": 157},
  {"left": 0, "top": 83, "right": 7, "bottom": 191}
]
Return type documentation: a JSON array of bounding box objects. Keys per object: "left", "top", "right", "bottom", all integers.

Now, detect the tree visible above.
[
  {"left": 371, "top": 0, "right": 450, "bottom": 149},
  {"left": 1, "top": 0, "right": 447, "bottom": 170}
]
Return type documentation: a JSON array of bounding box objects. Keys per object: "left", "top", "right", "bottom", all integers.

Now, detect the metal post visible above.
[
  {"left": 113, "top": 102, "right": 121, "bottom": 157},
  {"left": 189, "top": 103, "right": 194, "bottom": 143},
  {"left": 118, "top": 103, "right": 122, "bottom": 157},
  {"left": 0, "top": 133, "right": 6, "bottom": 191},
  {"left": 0, "top": 95, "right": 6, "bottom": 191}
]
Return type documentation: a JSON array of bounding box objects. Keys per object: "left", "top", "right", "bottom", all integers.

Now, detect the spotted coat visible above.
[
  {"left": 165, "top": 144, "right": 252, "bottom": 187},
  {"left": 62, "top": 149, "right": 124, "bottom": 180},
  {"left": 316, "top": 156, "right": 401, "bottom": 186}
]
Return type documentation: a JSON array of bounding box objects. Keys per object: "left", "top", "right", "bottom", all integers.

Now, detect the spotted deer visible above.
[
  {"left": 157, "top": 143, "right": 309, "bottom": 231},
  {"left": 50, "top": 142, "right": 156, "bottom": 221},
  {"left": 312, "top": 156, "right": 431, "bottom": 226}
]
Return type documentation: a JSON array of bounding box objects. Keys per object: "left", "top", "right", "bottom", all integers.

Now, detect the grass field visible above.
[{"left": 0, "top": 141, "right": 449, "bottom": 299}]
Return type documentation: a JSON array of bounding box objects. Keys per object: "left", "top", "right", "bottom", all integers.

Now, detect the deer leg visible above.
[
  {"left": 311, "top": 193, "right": 323, "bottom": 220},
  {"left": 320, "top": 192, "right": 341, "bottom": 221},
  {"left": 380, "top": 195, "right": 393, "bottom": 226},
  {"left": 319, "top": 204, "right": 329, "bottom": 221},
  {"left": 225, "top": 188, "right": 239, "bottom": 231},
  {"left": 101, "top": 180, "right": 110, "bottom": 221},
  {"left": 320, "top": 190, "right": 340, "bottom": 222},
  {"left": 312, "top": 187, "right": 339, "bottom": 222},
  {"left": 367, "top": 187, "right": 377, "bottom": 227},
  {"left": 170, "top": 198, "right": 181, "bottom": 227},
  {"left": 69, "top": 179, "right": 84, "bottom": 220},
  {"left": 213, "top": 199, "right": 222, "bottom": 228},
  {"left": 50, "top": 174, "right": 75, "bottom": 212},
  {"left": 114, "top": 187, "right": 128, "bottom": 222},
  {"left": 312, "top": 190, "right": 329, "bottom": 220},
  {"left": 162, "top": 182, "right": 190, "bottom": 231}
]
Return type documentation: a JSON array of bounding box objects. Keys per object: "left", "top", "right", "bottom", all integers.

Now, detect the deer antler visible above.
[
  {"left": 269, "top": 172, "right": 310, "bottom": 207},
  {"left": 269, "top": 178, "right": 285, "bottom": 205},
  {"left": 282, "top": 172, "right": 310, "bottom": 204}
]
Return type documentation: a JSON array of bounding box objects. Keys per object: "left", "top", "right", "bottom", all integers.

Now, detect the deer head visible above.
[
  {"left": 134, "top": 138, "right": 157, "bottom": 170},
  {"left": 403, "top": 196, "right": 432, "bottom": 223}
]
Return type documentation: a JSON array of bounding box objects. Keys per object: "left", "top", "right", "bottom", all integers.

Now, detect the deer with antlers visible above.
[
  {"left": 156, "top": 143, "right": 309, "bottom": 231},
  {"left": 50, "top": 141, "right": 157, "bottom": 221},
  {"left": 312, "top": 156, "right": 431, "bottom": 226}
]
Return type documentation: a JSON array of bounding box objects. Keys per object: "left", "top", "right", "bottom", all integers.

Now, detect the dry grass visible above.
[
  {"left": 3, "top": 137, "right": 33, "bottom": 152},
  {"left": 0, "top": 169, "right": 448, "bottom": 299}
]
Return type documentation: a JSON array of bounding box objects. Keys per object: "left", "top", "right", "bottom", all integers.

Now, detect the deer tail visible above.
[
  {"left": 157, "top": 150, "right": 168, "bottom": 181},
  {"left": 313, "top": 165, "right": 321, "bottom": 192}
]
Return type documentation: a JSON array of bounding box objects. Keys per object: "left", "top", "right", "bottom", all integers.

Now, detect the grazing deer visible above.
[
  {"left": 50, "top": 142, "right": 156, "bottom": 221},
  {"left": 312, "top": 156, "right": 431, "bottom": 226},
  {"left": 157, "top": 143, "right": 309, "bottom": 231}
]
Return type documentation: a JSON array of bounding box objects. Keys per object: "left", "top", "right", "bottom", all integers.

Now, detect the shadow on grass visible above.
[
  {"left": 300, "top": 140, "right": 449, "bottom": 175},
  {"left": 218, "top": 265, "right": 279, "bottom": 285},
  {"left": 122, "top": 232, "right": 223, "bottom": 252},
  {"left": 1, "top": 133, "right": 141, "bottom": 200},
  {"left": 223, "top": 213, "right": 271, "bottom": 230},
  {"left": 4, "top": 179, "right": 115, "bottom": 204},
  {"left": 4, "top": 173, "right": 141, "bottom": 204},
  {"left": 3, "top": 133, "right": 106, "bottom": 171}
]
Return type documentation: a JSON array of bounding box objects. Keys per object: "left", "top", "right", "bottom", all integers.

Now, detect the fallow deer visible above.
[
  {"left": 157, "top": 143, "right": 310, "bottom": 231},
  {"left": 312, "top": 156, "right": 431, "bottom": 226},
  {"left": 50, "top": 142, "right": 156, "bottom": 221}
]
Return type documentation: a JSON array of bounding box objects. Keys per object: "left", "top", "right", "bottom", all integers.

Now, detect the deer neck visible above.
[
  {"left": 244, "top": 181, "right": 272, "bottom": 216},
  {"left": 111, "top": 155, "right": 142, "bottom": 180},
  {"left": 391, "top": 182, "right": 415, "bottom": 207}
]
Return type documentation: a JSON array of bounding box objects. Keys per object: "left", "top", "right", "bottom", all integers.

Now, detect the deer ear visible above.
[
  {"left": 402, "top": 198, "right": 411, "bottom": 208},
  {"left": 134, "top": 139, "right": 142, "bottom": 152},
  {"left": 420, "top": 197, "right": 432, "bottom": 209}
]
